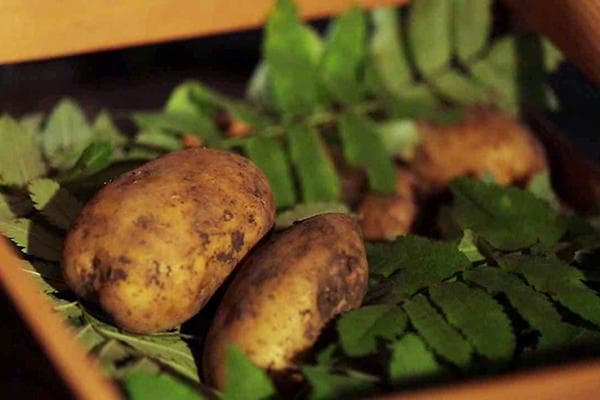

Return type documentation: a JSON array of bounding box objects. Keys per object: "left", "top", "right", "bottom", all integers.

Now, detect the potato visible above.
[
  {"left": 358, "top": 168, "right": 418, "bottom": 241},
  {"left": 412, "top": 107, "right": 547, "bottom": 194},
  {"left": 203, "top": 213, "right": 368, "bottom": 389},
  {"left": 62, "top": 148, "right": 275, "bottom": 333}
]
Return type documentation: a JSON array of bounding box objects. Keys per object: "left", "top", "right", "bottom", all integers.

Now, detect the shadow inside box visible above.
[{"left": 0, "top": 287, "right": 74, "bottom": 400}]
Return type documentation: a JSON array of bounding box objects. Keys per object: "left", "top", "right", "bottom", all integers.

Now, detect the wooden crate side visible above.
[
  {"left": 0, "top": 239, "right": 121, "bottom": 400},
  {"left": 0, "top": 0, "right": 403, "bottom": 64}
]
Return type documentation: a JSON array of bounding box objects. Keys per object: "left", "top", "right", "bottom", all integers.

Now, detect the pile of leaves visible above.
[{"left": 1, "top": 0, "right": 598, "bottom": 399}]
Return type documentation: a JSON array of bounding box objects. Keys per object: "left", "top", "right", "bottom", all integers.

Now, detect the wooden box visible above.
[{"left": 1, "top": 1, "right": 599, "bottom": 399}]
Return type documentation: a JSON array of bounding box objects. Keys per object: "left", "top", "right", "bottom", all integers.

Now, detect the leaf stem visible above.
[{"left": 217, "top": 98, "right": 386, "bottom": 149}]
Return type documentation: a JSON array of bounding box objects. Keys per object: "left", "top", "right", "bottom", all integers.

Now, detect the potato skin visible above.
[
  {"left": 412, "top": 107, "right": 547, "bottom": 194},
  {"left": 63, "top": 148, "right": 275, "bottom": 333},
  {"left": 203, "top": 213, "right": 368, "bottom": 389},
  {"left": 358, "top": 168, "right": 418, "bottom": 241}
]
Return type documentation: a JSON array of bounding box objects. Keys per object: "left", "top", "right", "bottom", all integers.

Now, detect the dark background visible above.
[
  {"left": 0, "top": 18, "right": 598, "bottom": 399},
  {"left": 0, "top": 21, "right": 598, "bottom": 161}
]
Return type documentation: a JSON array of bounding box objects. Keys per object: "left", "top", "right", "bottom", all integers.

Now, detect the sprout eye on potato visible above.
[
  {"left": 62, "top": 148, "right": 275, "bottom": 334},
  {"left": 202, "top": 213, "right": 368, "bottom": 389}
]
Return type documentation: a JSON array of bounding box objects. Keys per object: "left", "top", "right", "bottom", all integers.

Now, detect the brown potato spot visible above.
[{"left": 231, "top": 231, "right": 245, "bottom": 253}]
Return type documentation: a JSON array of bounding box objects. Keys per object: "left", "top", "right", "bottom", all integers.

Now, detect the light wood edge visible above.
[
  {"left": 503, "top": 0, "right": 600, "bottom": 85},
  {"left": 374, "top": 359, "right": 600, "bottom": 400},
  {"left": 0, "top": 0, "right": 404, "bottom": 65},
  {"left": 0, "top": 238, "right": 122, "bottom": 400}
]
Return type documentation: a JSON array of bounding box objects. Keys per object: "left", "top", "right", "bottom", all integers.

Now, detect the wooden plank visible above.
[
  {"left": 503, "top": 0, "right": 600, "bottom": 85},
  {"left": 377, "top": 359, "right": 600, "bottom": 400},
  {"left": 0, "top": 239, "right": 122, "bottom": 400},
  {"left": 0, "top": 0, "right": 403, "bottom": 64}
]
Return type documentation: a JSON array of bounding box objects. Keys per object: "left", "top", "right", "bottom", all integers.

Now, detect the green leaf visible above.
[
  {"left": 338, "top": 113, "right": 396, "bottom": 194},
  {"left": 132, "top": 112, "right": 218, "bottom": 142},
  {"left": 337, "top": 304, "right": 408, "bottom": 357},
  {"left": 76, "top": 324, "right": 106, "bottom": 352},
  {"left": 449, "top": 177, "right": 566, "bottom": 250},
  {"left": 0, "top": 218, "right": 62, "bottom": 261},
  {"left": 542, "top": 38, "right": 563, "bottom": 72},
  {"left": 124, "top": 372, "right": 205, "bottom": 400},
  {"left": 126, "top": 147, "right": 162, "bottom": 161},
  {"left": 264, "top": 0, "right": 322, "bottom": 116},
  {"left": 275, "top": 202, "right": 349, "bottom": 229},
  {"left": 170, "top": 81, "right": 272, "bottom": 133},
  {"left": 246, "top": 62, "right": 274, "bottom": 110},
  {"left": 52, "top": 298, "right": 83, "bottom": 325},
  {"left": 114, "top": 357, "right": 162, "bottom": 379},
  {"left": 315, "top": 344, "right": 338, "bottom": 366},
  {"left": 28, "top": 179, "right": 83, "bottom": 230},
  {"left": 91, "top": 111, "right": 128, "bottom": 147},
  {"left": 470, "top": 37, "right": 519, "bottom": 111},
  {"left": 464, "top": 266, "right": 578, "bottom": 350},
  {"left": 452, "top": 0, "right": 492, "bottom": 63},
  {"left": 384, "top": 84, "right": 440, "bottom": 119},
  {"left": 88, "top": 316, "right": 200, "bottom": 382},
  {"left": 403, "top": 294, "right": 472, "bottom": 367},
  {"left": 368, "top": 235, "right": 470, "bottom": 279},
  {"left": 95, "top": 339, "right": 132, "bottom": 372},
  {"left": 166, "top": 81, "right": 220, "bottom": 117},
  {"left": 0, "top": 191, "right": 33, "bottom": 221},
  {"left": 376, "top": 119, "right": 421, "bottom": 161},
  {"left": 135, "top": 130, "right": 183, "bottom": 152},
  {"left": 369, "top": 7, "right": 412, "bottom": 95},
  {"left": 320, "top": 7, "right": 367, "bottom": 104},
  {"left": 429, "top": 70, "right": 491, "bottom": 104},
  {"left": 286, "top": 124, "right": 340, "bottom": 202},
  {"left": 457, "top": 229, "right": 485, "bottom": 262},
  {"left": 42, "top": 98, "right": 93, "bottom": 170},
  {"left": 388, "top": 333, "right": 441, "bottom": 384},
  {"left": 59, "top": 141, "right": 114, "bottom": 182},
  {"left": 221, "top": 345, "right": 275, "bottom": 400},
  {"left": 243, "top": 136, "right": 295, "bottom": 208},
  {"left": 367, "top": 236, "right": 470, "bottom": 303},
  {"left": 303, "top": 25, "right": 325, "bottom": 65},
  {"left": 429, "top": 282, "right": 515, "bottom": 361},
  {"left": 0, "top": 115, "right": 47, "bottom": 186},
  {"left": 407, "top": 0, "right": 452, "bottom": 76},
  {"left": 527, "top": 170, "right": 560, "bottom": 210},
  {"left": 498, "top": 254, "right": 600, "bottom": 327},
  {"left": 301, "top": 366, "right": 376, "bottom": 400},
  {"left": 222, "top": 101, "right": 274, "bottom": 132}
]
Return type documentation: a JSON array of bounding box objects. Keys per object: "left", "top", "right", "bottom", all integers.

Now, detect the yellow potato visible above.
[
  {"left": 203, "top": 213, "right": 368, "bottom": 389},
  {"left": 412, "top": 107, "right": 547, "bottom": 194},
  {"left": 358, "top": 168, "right": 418, "bottom": 241},
  {"left": 62, "top": 148, "right": 275, "bottom": 333}
]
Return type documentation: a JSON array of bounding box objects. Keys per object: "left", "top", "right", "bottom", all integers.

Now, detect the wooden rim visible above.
[
  {"left": 0, "top": 238, "right": 122, "bottom": 400},
  {"left": 0, "top": 0, "right": 403, "bottom": 65},
  {"left": 376, "top": 359, "right": 600, "bottom": 400}
]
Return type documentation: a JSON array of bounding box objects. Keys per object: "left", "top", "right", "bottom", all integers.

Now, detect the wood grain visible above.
[
  {"left": 0, "top": 239, "right": 121, "bottom": 400},
  {"left": 376, "top": 360, "right": 600, "bottom": 400},
  {"left": 0, "top": 0, "right": 403, "bottom": 64},
  {"left": 503, "top": 0, "right": 600, "bottom": 85}
]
